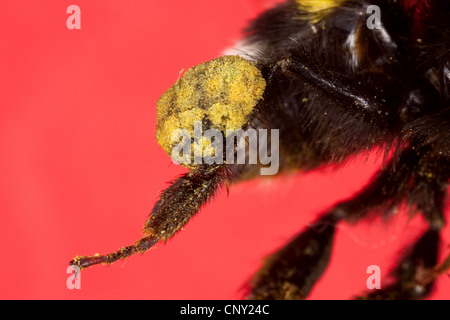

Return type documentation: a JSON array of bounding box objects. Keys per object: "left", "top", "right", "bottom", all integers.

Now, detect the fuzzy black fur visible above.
[{"left": 240, "top": 0, "right": 450, "bottom": 299}]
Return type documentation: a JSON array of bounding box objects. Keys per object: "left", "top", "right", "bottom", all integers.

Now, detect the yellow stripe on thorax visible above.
[{"left": 296, "top": 0, "right": 347, "bottom": 22}]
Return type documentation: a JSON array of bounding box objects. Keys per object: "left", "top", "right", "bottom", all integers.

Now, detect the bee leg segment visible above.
[
  {"left": 142, "top": 165, "right": 230, "bottom": 239},
  {"left": 247, "top": 212, "right": 341, "bottom": 300},
  {"left": 356, "top": 227, "right": 448, "bottom": 300},
  {"left": 70, "top": 235, "right": 159, "bottom": 269},
  {"left": 71, "top": 165, "right": 230, "bottom": 269},
  {"left": 246, "top": 159, "right": 404, "bottom": 300},
  {"left": 354, "top": 151, "right": 450, "bottom": 299},
  {"left": 247, "top": 146, "right": 449, "bottom": 300}
]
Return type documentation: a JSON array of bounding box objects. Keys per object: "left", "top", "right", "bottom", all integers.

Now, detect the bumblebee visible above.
[{"left": 71, "top": 0, "right": 450, "bottom": 299}]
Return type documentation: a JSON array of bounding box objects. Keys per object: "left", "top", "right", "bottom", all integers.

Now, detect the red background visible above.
[{"left": 0, "top": 0, "right": 448, "bottom": 299}]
